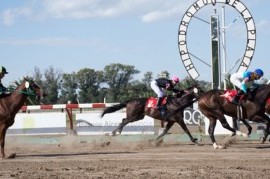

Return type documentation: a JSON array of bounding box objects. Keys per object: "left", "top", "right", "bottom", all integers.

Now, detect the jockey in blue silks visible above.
[{"left": 230, "top": 68, "right": 264, "bottom": 104}]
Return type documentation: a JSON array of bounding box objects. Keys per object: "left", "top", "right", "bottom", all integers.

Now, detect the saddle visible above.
[{"left": 146, "top": 97, "right": 167, "bottom": 109}]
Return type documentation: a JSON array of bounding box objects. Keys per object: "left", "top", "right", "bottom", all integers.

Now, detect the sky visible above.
[{"left": 0, "top": 0, "right": 270, "bottom": 85}]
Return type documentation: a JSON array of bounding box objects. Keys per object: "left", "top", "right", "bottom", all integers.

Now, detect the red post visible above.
[{"left": 65, "top": 108, "right": 74, "bottom": 131}]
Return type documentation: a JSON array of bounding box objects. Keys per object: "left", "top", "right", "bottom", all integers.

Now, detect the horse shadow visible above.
[{"left": 16, "top": 151, "right": 137, "bottom": 158}]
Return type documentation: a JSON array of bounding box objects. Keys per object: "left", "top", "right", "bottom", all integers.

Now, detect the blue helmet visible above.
[{"left": 254, "top": 68, "right": 264, "bottom": 77}]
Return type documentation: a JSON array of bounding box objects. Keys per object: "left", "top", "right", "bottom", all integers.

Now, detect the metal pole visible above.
[{"left": 222, "top": 6, "right": 227, "bottom": 90}]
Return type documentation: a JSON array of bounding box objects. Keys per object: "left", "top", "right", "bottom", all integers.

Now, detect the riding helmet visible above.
[
  {"left": 171, "top": 76, "right": 180, "bottom": 83},
  {"left": 254, "top": 68, "right": 264, "bottom": 77}
]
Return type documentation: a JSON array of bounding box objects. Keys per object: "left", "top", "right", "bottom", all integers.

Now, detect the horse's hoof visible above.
[
  {"left": 213, "top": 143, "right": 226, "bottom": 149},
  {"left": 194, "top": 141, "right": 203, "bottom": 146},
  {"left": 192, "top": 138, "right": 198, "bottom": 143},
  {"left": 7, "top": 153, "right": 16, "bottom": 159},
  {"left": 155, "top": 139, "right": 163, "bottom": 146}
]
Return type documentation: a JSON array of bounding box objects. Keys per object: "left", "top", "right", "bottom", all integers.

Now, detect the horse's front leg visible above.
[
  {"left": 233, "top": 117, "right": 252, "bottom": 136},
  {"left": 240, "top": 119, "right": 252, "bottom": 136},
  {"left": 263, "top": 121, "right": 270, "bottom": 144},
  {"left": 250, "top": 114, "right": 270, "bottom": 143},
  {"left": 176, "top": 114, "right": 198, "bottom": 144},
  {"left": 208, "top": 117, "right": 224, "bottom": 149},
  {"left": 0, "top": 127, "right": 6, "bottom": 159},
  {"left": 156, "top": 121, "right": 175, "bottom": 141}
]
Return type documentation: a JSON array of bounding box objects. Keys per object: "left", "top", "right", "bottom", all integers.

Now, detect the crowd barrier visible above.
[
  {"left": 7, "top": 102, "right": 234, "bottom": 136},
  {"left": 7, "top": 103, "right": 155, "bottom": 136}
]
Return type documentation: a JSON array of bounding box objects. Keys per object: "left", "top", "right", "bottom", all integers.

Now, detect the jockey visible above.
[
  {"left": 150, "top": 75, "right": 181, "bottom": 110},
  {"left": 0, "top": 66, "right": 8, "bottom": 95},
  {"left": 230, "top": 68, "right": 264, "bottom": 104}
]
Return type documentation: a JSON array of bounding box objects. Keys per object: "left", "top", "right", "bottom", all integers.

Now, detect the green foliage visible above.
[
  {"left": 42, "top": 66, "right": 62, "bottom": 104},
  {"left": 5, "top": 64, "right": 215, "bottom": 104},
  {"left": 76, "top": 68, "right": 104, "bottom": 103},
  {"left": 103, "top": 63, "right": 140, "bottom": 102},
  {"left": 58, "top": 72, "right": 78, "bottom": 104}
]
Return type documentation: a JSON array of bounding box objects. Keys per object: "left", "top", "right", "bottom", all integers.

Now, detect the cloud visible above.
[
  {"left": 0, "top": 0, "right": 190, "bottom": 26},
  {"left": 1, "top": 7, "right": 31, "bottom": 26},
  {"left": 142, "top": 7, "right": 180, "bottom": 22},
  {"left": 42, "top": 0, "right": 189, "bottom": 22},
  {"left": 0, "top": 37, "right": 87, "bottom": 46},
  {"left": 256, "top": 20, "right": 270, "bottom": 34}
]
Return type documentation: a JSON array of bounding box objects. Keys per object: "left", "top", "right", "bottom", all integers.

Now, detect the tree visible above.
[
  {"left": 181, "top": 76, "right": 211, "bottom": 91},
  {"left": 128, "top": 71, "right": 155, "bottom": 98},
  {"left": 58, "top": 72, "right": 78, "bottom": 104},
  {"left": 32, "top": 66, "right": 43, "bottom": 86},
  {"left": 103, "top": 63, "right": 140, "bottom": 102},
  {"left": 76, "top": 68, "right": 103, "bottom": 103},
  {"left": 142, "top": 71, "right": 153, "bottom": 88},
  {"left": 43, "top": 66, "right": 62, "bottom": 104}
]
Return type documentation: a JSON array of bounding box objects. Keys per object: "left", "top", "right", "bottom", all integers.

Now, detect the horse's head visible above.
[
  {"left": 19, "top": 77, "right": 45, "bottom": 103},
  {"left": 183, "top": 85, "right": 204, "bottom": 100}
]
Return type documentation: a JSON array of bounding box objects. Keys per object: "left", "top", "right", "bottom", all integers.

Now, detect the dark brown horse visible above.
[
  {"left": 101, "top": 85, "right": 202, "bottom": 144},
  {"left": 266, "top": 102, "right": 270, "bottom": 114},
  {"left": 0, "top": 77, "right": 43, "bottom": 158},
  {"left": 233, "top": 99, "right": 270, "bottom": 140},
  {"left": 198, "top": 84, "right": 270, "bottom": 149}
]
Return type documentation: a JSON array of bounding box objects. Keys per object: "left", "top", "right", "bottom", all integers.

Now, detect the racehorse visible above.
[
  {"left": 265, "top": 100, "right": 270, "bottom": 114},
  {"left": 198, "top": 84, "right": 270, "bottom": 149},
  {"left": 233, "top": 98, "right": 270, "bottom": 140},
  {"left": 0, "top": 77, "right": 44, "bottom": 158},
  {"left": 101, "top": 85, "right": 202, "bottom": 144}
]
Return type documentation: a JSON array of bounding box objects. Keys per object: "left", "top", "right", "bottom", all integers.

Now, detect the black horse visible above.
[
  {"left": 101, "top": 85, "right": 202, "bottom": 143},
  {"left": 198, "top": 84, "right": 270, "bottom": 149},
  {"left": 233, "top": 94, "right": 270, "bottom": 141}
]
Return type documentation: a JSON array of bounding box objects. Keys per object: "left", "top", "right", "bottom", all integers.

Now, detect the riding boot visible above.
[
  {"left": 232, "top": 90, "right": 244, "bottom": 105},
  {"left": 156, "top": 97, "right": 166, "bottom": 120},
  {"left": 156, "top": 97, "right": 163, "bottom": 109}
]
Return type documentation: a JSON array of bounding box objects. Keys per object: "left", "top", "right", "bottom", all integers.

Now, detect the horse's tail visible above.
[{"left": 101, "top": 102, "right": 127, "bottom": 117}]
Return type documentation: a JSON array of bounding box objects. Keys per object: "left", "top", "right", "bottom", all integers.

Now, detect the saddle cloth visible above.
[
  {"left": 221, "top": 90, "right": 243, "bottom": 103},
  {"left": 146, "top": 97, "right": 167, "bottom": 108}
]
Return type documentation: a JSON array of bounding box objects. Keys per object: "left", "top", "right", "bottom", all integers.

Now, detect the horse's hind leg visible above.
[
  {"left": 156, "top": 121, "right": 175, "bottom": 141},
  {"left": 218, "top": 116, "right": 248, "bottom": 137},
  {"left": 112, "top": 114, "right": 145, "bottom": 136},
  {"left": 112, "top": 118, "right": 130, "bottom": 136}
]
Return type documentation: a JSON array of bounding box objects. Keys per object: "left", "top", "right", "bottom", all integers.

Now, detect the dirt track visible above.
[{"left": 1, "top": 136, "right": 270, "bottom": 179}]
